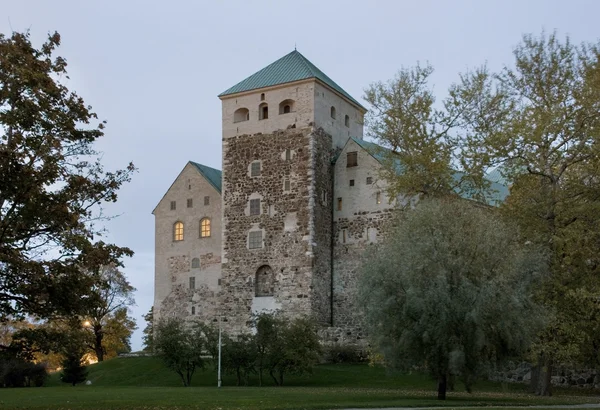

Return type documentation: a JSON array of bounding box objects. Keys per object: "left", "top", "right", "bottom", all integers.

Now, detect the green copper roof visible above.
[
  {"left": 190, "top": 161, "right": 222, "bottom": 193},
  {"left": 218, "top": 50, "right": 365, "bottom": 110}
]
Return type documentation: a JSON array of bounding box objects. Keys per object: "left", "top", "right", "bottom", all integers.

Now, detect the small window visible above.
[
  {"left": 342, "top": 229, "right": 347, "bottom": 244},
  {"left": 189, "top": 277, "right": 195, "bottom": 290},
  {"left": 250, "top": 198, "right": 261, "bottom": 216},
  {"left": 260, "top": 93, "right": 265, "bottom": 101},
  {"left": 285, "top": 149, "right": 291, "bottom": 161},
  {"left": 218, "top": 278, "right": 222, "bottom": 286},
  {"left": 191, "top": 258, "right": 200, "bottom": 269},
  {"left": 191, "top": 306, "right": 196, "bottom": 315},
  {"left": 187, "top": 198, "right": 193, "bottom": 208},
  {"left": 376, "top": 192, "right": 382, "bottom": 205},
  {"left": 284, "top": 179, "right": 291, "bottom": 192},
  {"left": 170, "top": 201, "right": 176, "bottom": 210},
  {"left": 255, "top": 265, "right": 274, "bottom": 297},
  {"left": 200, "top": 218, "right": 211, "bottom": 238},
  {"left": 234, "top": 108, "right": 250, "bottom": 123},
  {"left": 345, "top": 115, "right": 350, "bottom": 127},
  {"left": 321, "top": 189, "right": 327, "bottom": 205},
  {"left": 259, "top": 103, "right": 268, "bottom": 120},
  {"left": 330, "top": 106, "right": 336, "bottom": 119},
  {"left": 366, "top": 176, "right": 373, "bottom": 185},
  {"left": 251, "top": 161, "right": 261, "bottom": 177},
  {"left": 249, "top": 231, "right": 263, "bottom": 249},
  {"left": 174, "top": 222, "right": 184, "bottom": 241},
  {"left": 349, "top": 179, "right": 355, "bottom": 187},
  {"left": 279, "top": 99, "right": 295, "bottom": 115},
  {"left": 204, "top": 196, "right": 210, "bottom": 206},
  {"left": 337, "top": 197, "right": 342, "bottom": 211},
  {"left": 347, "top": 152, "right": 358, "bottom": 167}
]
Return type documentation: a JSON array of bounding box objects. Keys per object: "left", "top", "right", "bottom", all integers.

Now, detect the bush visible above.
[
  {"left": 0, "top": 358, "right": 48, "bottom": 387},
  {"left": 325, "top": 344, "right": 366, "bottom": 364}
]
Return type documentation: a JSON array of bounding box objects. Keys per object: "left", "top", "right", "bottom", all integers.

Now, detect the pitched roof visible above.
[
  {"left": 347, "top": 137, "right": 510, "bottom": 206},
  {"left": 189, "top": 161, "right": 222, "bottom": 193},
  {"left": 218, "top": 50, "right": 365, "bottom": 110}
]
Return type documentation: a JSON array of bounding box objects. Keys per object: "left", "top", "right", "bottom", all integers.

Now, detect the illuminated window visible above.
[
  {"left": 249, "top": 231, "right": 263, "bottom": 249},
  {"left": 174, "top": 222, "right": 184, "bottom": 241},
  {"left": 376, "top": 192, "right": 382, "bottom": 204},
  {"left": 250, "top": 199, "right": 261, "bottom": 215},
  {"left": 200, "top": 218, "right": 211, "bottom": 238},
  {"left": 191, "top": 258, "right": 200, "bottom": 269}
]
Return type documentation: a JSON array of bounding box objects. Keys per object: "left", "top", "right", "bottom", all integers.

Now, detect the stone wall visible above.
[
  {"left": 490, "top": 362, "right": 600, "bottom": 389},
  {"left": 221, "top": 127, "right": 329, "bottom": 333}
]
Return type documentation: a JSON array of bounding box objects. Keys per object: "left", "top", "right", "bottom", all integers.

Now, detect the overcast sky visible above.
[{"left": 2, "top": 0, "right": 598, "bottom": 351}]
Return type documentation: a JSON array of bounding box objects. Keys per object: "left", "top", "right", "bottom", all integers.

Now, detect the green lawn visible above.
[{"left": 1, "top": 356, "right": 598, "bottom": 410}]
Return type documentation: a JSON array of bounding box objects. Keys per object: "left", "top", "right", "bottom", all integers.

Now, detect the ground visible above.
[{"left": 1, "top": 357, "right": 599, "bottom": 410}]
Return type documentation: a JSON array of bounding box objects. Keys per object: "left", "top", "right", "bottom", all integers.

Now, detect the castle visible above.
[{"left": 152, "top": 50, "right": 486, "bottom": 343}]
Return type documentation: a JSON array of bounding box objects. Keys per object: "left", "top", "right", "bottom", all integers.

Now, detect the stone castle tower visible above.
[{"left": 154, "top": 51, "right": 399, "bottom": 343}]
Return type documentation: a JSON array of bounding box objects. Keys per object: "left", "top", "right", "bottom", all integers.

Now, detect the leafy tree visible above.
[
  {"left": 254, "top": 313, "right": 321, "bottom": 386},
  {"left": 222, "top": 333, "right": 257, "bottom": 386},
  {"left": 142, "top": 306, "right": 154, "bottom": 352},
  {"left": 154, "top": 318, "right": 205, "bottom": 387},
  {"left": 82, "top": 265, "right": 136, "bottom": 361},
  {"left": 0, "top": 30, "right": 135, "bottom": 320},
  {"left": 358, "top": 199, "right": 546, "bottom": 400},
  {"left": 450, "top": 32, "right": 600, "bottom": 395}
]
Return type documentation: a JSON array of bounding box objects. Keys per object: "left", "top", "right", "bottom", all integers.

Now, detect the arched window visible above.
[
  {"left": 260, "top": 93, "right": 265, "bottom": 101},
  {"left": 345, "top": 115, "right": 350, "bottom": 127},
  {"left": 330, "top": 106, "right": 336, "bottom": 119},
  {"left": 255, "top": 265, "right": 274, "bottom": 296},
  {"left": 200, "top": 218, "right": 211, "bottom": 238},
  {"left": 234, "top": 108, "right": 249, "bottom": 123},
  {"left": 174, "top": 222, "right": 184, "bottom": 241},
  {"left": 259, "top": 103, "right": 268, "bottom": 120},
  {"left": 278, "top": 99, "right": 295, "bottom": 115},
  {"left": 191, "top": 258, "right": 200, "bottom": 269}
]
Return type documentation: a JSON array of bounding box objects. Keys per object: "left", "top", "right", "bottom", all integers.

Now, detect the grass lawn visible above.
[{"left": 1, "top": 357, "right": 598, "bottom": 410}]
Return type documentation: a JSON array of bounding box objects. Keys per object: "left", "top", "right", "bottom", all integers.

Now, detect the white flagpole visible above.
[{"left": 217, "top": 316, "right": 222, "bottom": 388}]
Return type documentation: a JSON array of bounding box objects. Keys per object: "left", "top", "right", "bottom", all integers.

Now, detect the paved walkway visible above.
[{"left": 343, "top": 404, "right": 600, "bottom": 410}]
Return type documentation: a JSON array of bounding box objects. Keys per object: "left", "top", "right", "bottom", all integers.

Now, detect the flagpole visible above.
[{"left": 217, "top": 315, "right": 222, "bottom": 388}]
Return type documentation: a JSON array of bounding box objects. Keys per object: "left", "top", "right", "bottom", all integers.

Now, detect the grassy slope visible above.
[{"left": 1, "top": 357, "right": 598, "bottom": 410}]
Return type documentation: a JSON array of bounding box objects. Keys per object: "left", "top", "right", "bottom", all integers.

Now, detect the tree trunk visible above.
[
  {"left": 278, "top": 370, "right": 284, "bottom": 386},
  {"left": 437, "top": 374, "right": 447, "bottom": 400},
  {"left": 535, "top": 357, "right": 553, "bottom": 396},
  {"left": 530, "top": 362, "right": 540, "bottom": 393},
  {"left": 269, "top": 369, "right": 279, "bottom": 386},
  {"left": 93, "top": 326, "right": 104, "bottom": 362},
  {"left": 236, "top": 368, "right": 241, "bottom": 386},
  {"left": 258, "top": 368, "right": 263, "bottom": 387}
]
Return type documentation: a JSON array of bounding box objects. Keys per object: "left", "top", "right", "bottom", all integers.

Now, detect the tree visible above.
[
  {"left": 358, "top": 199, "right": 547, "bottom": 400},
  {"left": 0, "top": 30, "right": 135, "bottom": 320},
  {"left": 82, "top": 265, "right": 136, "bottom": 361},
  {"left": 254, "top": 313, "right": 321, "bottom": 386},
  {"left": 142, "top": 306, "right": 154, "bottom": 352},
  {"left": 60, "top": 351, "right": 88, "bottom": 386},
  {"left": 222, "top": 333, "right": 257, "bottom": 386},
  {"left": 450, "top": 32, "right": 600, "bottom": 395},
  {"left": 154, "top": 318, "right": 205, "bottom": 387}
]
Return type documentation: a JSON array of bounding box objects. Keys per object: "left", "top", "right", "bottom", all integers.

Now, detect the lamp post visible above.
[{"left": 217, "top": 316, "right": 222, "bottom": 388}]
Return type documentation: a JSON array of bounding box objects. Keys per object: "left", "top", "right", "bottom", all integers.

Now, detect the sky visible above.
[{"left": 2, "top": 0, "right": 598, "bottom": 351}]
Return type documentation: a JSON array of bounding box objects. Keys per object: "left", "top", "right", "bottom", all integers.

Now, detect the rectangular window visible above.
[
  {"left": 249, "top": 231, "right": 263, "bottom": 249},
  {"left": 189, "top": 277, "right": 195, "bottom": 290},
  {"left": 285, "top": 149, "right": 291, "bottom": 161},
  {"left": 251, "top": 161, "right": 261, "bottom": 177},
  {"left": 250, "top": 198, "right": 261, "bottom": 215},
  {"left": 204, "top": 196, "right": 210, "bottom": 206},
  {"left": 342, "top": 229, "right": 347, "bottom": 244},
  {"left": 321, "top": 190, "right": 327, "bottom": 206},
  {"left": 191, "top": 306, "right": 196, "bottom": 315},
  {"left": 347, "top": 152, "right": 358, "bottom": 167},
  {"left": 284, "top": 179, "right": 290, "bottom": 192},
  {"left": 366, "top": 176, "right": 373, "bottom": 185},
  {"left": 170, "top": 201, "right": 176, "bottom": 210},
  {"left": 337, "top": 197, "right": 342, "bottom": 211},
  {"left": 187, "top": 198, "right": 193, "bottom": 208},
  {"left": 376, "top": 192, "right": 382, "bottom": 204},
  {"left": 218, "top": 278, "right": 222, "bottom": 286},
  {"left": 349, "top": 179, "right": 355, "bottom": 187}
]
